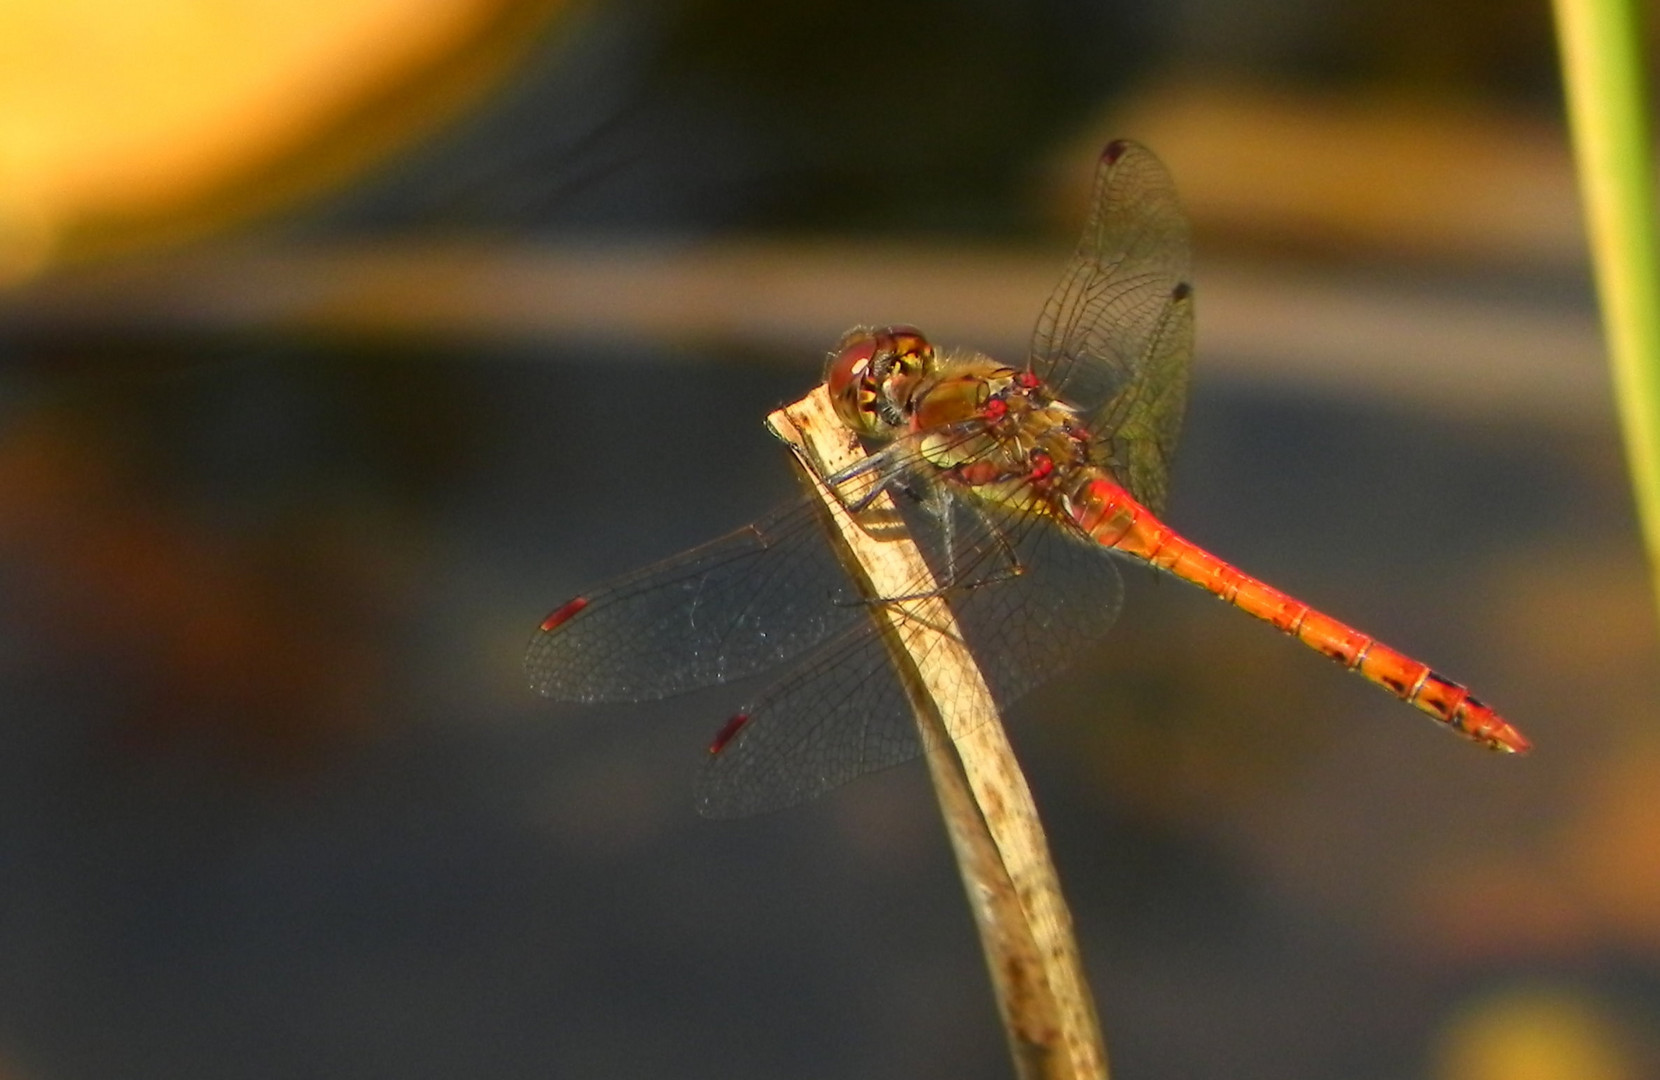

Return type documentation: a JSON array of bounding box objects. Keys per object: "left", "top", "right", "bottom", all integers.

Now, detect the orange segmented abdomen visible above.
[{"left": 1065, "top": 473, "right": 1530, "bottom": 753}]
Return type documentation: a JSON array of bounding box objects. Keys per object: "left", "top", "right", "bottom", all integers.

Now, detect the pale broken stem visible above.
[{"left": 767, "top": 386, "right": 1107, "bottom": 1080}]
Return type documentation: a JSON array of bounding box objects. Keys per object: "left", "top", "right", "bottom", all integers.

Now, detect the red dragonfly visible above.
[{"left": 527, "top": 140, "right": 1529, "bottom": 817}]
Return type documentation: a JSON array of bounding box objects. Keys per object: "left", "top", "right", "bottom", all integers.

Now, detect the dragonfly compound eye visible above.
[
  {"left": 826, "top": 328, "right": 884, "bottom": 434},
  {"left": 873, "top": 325, "right": 934, "bottom": 379},
  {"left": 827, "top": 326, "right": 931, "bottom": 438},
  {"left": 863, "top": 324, "right": 935, "bottom": 435}
]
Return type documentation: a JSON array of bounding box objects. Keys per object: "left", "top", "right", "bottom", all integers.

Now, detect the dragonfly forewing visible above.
[
  {"left": 1031, "top": 139, "right": 1194, "bottom": 514},
  {"left": 525, "top": 500, "right": 865, "bottom": 702}
]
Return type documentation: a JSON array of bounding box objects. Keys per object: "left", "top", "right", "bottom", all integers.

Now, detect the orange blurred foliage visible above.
[
  {"left": 0, "top": 0, "right": 566, "bottom": 277},
  {"left": 0, "top": 404, "right": 411, "bottom": 769}
]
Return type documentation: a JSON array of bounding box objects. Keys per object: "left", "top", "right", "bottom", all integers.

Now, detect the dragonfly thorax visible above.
[
  {"left": 911, "top": 355, "right": 1096, "bottom": 510},
  {"left": 827, "top": 324, "right": 1098, "bottom": 507}
]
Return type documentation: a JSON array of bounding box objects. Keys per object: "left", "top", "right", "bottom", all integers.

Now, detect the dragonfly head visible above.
[{"left": 825, "top": 325, "right": 935, "bottom": 440}]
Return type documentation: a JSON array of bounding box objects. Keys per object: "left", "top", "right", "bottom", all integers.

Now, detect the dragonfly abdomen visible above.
[{"left": 1065, "top": 473, "right": 1530, "bottom": 753}]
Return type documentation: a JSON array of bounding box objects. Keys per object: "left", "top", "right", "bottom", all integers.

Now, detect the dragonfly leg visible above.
[
  {"left": 826, "top": 443, "right": 916, "bottom": 512},
  {"left": 920, "top": 483, "right": 1025, "bottom": 592}
]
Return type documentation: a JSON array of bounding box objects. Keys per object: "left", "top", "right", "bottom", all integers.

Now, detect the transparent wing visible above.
[
  {"left": 525, "top": 418, "right": 1006, "bottom": 705},
  {"left": 525, "top": 500, "right": 864, "bottom": 703},
  {"left": 694, "top": 625, "right": 920, "bottom": 817},
  {"left": 1030, "top": 139, "right": 1194, "bottom": 514},
  {"left": 694, "top": 499, "right": 1125, "bottom": 817},
  {"left": 950, "top": 501, "right": 1126, "bottom": 705}
]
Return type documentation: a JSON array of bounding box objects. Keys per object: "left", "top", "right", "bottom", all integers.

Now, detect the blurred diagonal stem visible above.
[
  {"left": 768, "top": 387, "right": 1107, "bottom": 1080},
  {"left": 1553, "top": 0, "right": 1660, "bottom": 622}
]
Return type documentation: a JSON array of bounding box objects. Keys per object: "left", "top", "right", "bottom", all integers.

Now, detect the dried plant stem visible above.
[{"left": 767, "top": 386, "right": 1107, "bottom": 1080}]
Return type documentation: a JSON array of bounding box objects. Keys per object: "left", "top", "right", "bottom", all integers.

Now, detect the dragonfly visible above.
[{"left": 527, "top": 140, "right": 1529, "bottom": 818}]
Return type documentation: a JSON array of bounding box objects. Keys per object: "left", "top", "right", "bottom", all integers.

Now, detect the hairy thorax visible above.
[{"left": 909, "top": 353, "right": 1098, "bottom": 518}]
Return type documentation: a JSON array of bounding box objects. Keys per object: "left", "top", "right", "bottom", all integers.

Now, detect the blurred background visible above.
[{"left": 0, "top": 0, "right": 1656, "bottom": 1077}]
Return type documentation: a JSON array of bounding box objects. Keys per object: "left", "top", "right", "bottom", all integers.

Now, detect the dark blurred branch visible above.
[{"left": 0, "top": 239, "right": 1605, "bottom": 423}]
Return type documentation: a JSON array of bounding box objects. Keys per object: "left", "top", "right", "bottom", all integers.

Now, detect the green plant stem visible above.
[{"left": 1553, "top": 0, "right": 1660, "bottom": 620}]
